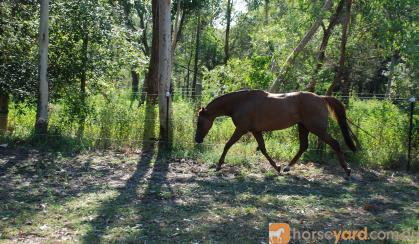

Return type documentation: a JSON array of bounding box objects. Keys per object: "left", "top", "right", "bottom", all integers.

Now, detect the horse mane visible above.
[{"left": 206, "top": 89, "right": 266, "bottom": 109}]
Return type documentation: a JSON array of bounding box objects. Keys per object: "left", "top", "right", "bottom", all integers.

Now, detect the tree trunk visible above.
[
  {"left": 78, "top": 31, "right": 89, "bottom": 137},
  {"left": 144, "top": 0, "right": 160, "bottom": 102},
  {"left": 80, "top": 32, "right": 88, "bottom": 96},
  {"left": 307, "top": 0, "right": 344, "bottom": 92},
  {"left": 264, "top": 0, "right": 269, "bottom": 24},
  {"left": 139, "top": 11, "right": 150, "bottom": 56},
  {"left": 175, "top": 10, "right": 186, "bottom": 49},
  {"left": 385, "top": 52, "right": 399, "bottom": 98},
  {"left": 192, "top": 12, "right": 201, "bottom": 97},
  {"left": 224, "top": 0, "right": 233, "bottom": 64},
  {"left": 35, "top": 0, "right": 49, "bottom": 134},
  {"left": 171, "top": 0, "right": 182, "bottom": 58},
  {"left": 185, "top": 41, "right": 194, "bottom": 97},
  {"left": 131, "top": 70, "right": 139, "bottom": 98},
  {"left": 0, "top": 93, "right": 8, "bottom": 135},
  {"left": 327, "top": 0, "right": 352, "bottom": 96},
  {"left": 157, "top": 0, "right": 172, "bottom": 141},
  {"left": 270, "top": 0, "right": 333, "bottom": 92}
]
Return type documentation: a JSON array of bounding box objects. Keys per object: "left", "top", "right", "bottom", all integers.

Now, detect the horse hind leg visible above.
[
  {"left": 316, "top": 131, "right": 351, "bottom": 177},
  {"left": 284, "top": 123, "right": 309, "bottom": 172},
  {"left": 252, "top": 131, "right": 281, "bottom": 173}
]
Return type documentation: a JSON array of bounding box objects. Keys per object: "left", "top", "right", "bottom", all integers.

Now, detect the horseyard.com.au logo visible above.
[
  {"left": 269, "top": 223, "right": 290, "bottom": 244},
  {"left": 268, "top": 223, "right": 418, "bottom": 243}
]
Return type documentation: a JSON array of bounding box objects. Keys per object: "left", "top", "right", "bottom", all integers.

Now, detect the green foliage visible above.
[
  {"left": 2, "top": 93, "right": 416, "bottom": 169},
  {"left": 0, "top": 1, "right": 38, "bottom": 100},
  {"left": 346, "top": 99, "right": 411, "bottom": 167},
  {"left": 200, "top": 27, "right": 224, "bottom": 69},
  {"left": 1, "top": 0, "right": 416, "bottom": 171},
  {"left": 220, "top": 0, "right": 417, "bottom": 94},
  {"left": 203, "top": 55, "right": 274, "bottom": 97}
]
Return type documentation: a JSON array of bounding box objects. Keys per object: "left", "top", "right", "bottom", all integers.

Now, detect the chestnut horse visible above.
[{"left": 194, "top": 90, "right": 356, "bottom": 176}]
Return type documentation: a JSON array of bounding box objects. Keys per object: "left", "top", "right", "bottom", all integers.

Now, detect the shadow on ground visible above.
[
  {"left": 0, "top": 137, "right": 417, "bottom": 242},
  {"left": 81, "top": 155, "right": 418, "bottom": 243}
]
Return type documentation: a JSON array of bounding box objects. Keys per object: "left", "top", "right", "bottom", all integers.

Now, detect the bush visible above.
[
  {"left": 1, "top": 91, "right": 416, "bottom": 170},
  {"left": 346, "top": 99, "right": 410, "bottom": 168},
  {"left": 202, "top": 56, "right": 274, "bottom": 100}
]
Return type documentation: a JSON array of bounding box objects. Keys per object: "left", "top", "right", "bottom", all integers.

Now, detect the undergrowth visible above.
[{"left": 1, "top": 91, "right": 417, "bottom": 170}]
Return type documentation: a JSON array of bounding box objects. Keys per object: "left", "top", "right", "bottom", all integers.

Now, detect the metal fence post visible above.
[{"left": 407, "top": 97, "right": 416, "bottom": 171}]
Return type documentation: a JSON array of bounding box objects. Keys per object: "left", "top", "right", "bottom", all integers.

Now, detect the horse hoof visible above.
[
  {"left": 215, "top": 166, "right": 222, "bottom": 171},
  {"left": 283, "top": 166, "right": 291, "bottom": 172},
  {"left": 276, "top": 166, "right": 282, "bottom": 173}
]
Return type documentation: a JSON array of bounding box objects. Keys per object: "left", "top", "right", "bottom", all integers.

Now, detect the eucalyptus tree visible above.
[
  {"left": 115, "top": 0, "right": 152, "bottom": 98},
  {"left": 189, "top": 0, "right": 223, "bottom": 95},
  {"left": 307, "top": 0, "right": 344, "bottom": 92},
  {"left": 353, "top": 0, "right": 417, "bottom": 97},
  {"left": 270, "top": 0, "right": 333, "bottom": 92},
  {"left": 0, "top": 1, "right": 38, "bottom": 133},
  {"left": 35, "top": 0, "right": 50, "bottom": 134},
  {"left": 48, "top": 0, "right": 118, "bottom": 135},
  {"left": 157, "top": 0, "right": 172, "bottom": 140},
  {"left": 141, "top": 0, "right": 172, "bottom": 141},
  {"left": 224, "top": 0, "right": 233, "bottom": 64},
  {"left": 326, "top": 0, "right": 352, "bottom": 96}
]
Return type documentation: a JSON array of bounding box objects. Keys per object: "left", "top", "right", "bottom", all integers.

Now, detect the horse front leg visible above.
[
  {"left": 216, "top": 128, "right": 245, "bottom": 171},
  {"left": 252, "top": 131, "right": 281, "bottom": 173}
]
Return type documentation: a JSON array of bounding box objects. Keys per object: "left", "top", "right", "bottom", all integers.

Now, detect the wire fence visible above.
[{"left": 1, "top": 89, "right": 417, "bottom": 169}]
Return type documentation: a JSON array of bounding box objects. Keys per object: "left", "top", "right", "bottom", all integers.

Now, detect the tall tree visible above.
[
  {"left": 144, "top": 0, "right": 160, "bottom": 101},
  {"left": 185, "top": 36, "right": 195, "bottom": 96},
  {"left": 0, "top": 94, "right": 8, "bottom": 134},
  {"left": 264, "top": 0, "right": 269, "bottom": 24},
  {"left": 158, "top": 0, "right": 172, "bottom": 140},
  {"left": 35, "top": 0, "right": 49, "bottom": 134},
  {"left": 77, "top": 27, "right": 89, "bottom": 136},
  {"left": 327, "top": 0, "right": 352, "bottom": 96},
  {"left": 385, "top": 51, "right": 400, "bottom": 97},
  {"left": 307, "top": 0, "right": 344, "bottom": 92},
  {"left": 1, "top": 2, "right": 38, "bottom": 134},
  {"left": 270, "top": 0, "right": 333, "bottom": 92},
  {"left": 144, "top": 0, "right": 172, "bottom": 139},
  {"left": 172, "top": 0, "right": 182, "bottom": 58},
  {"left": 191, "top": 11, "right": 202, "bottom": 96},
  {"left": 224, "top": 0, "right": 233, "bottom": 64},
  {"left": 118, "top": 0, "right": 151, "bottom": 100}
]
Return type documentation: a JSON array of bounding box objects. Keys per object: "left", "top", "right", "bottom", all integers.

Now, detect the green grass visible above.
[
  {"left": 0, "top": 147, "right": 417, "bottom": 243},
  {"left": 1, "top": 91, "right": 417, "bottom": 170}
]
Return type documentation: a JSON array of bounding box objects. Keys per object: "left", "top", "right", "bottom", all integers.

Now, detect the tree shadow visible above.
[
  {"left": 96, "top": 160, "right": 417, "bottom": 242},
  {"left": 2, "top": 120, "right": 417, "bottom": 243},
  {"left": 0, "top": 147, "right": 140, "bottom": 233},
  {"left": 82, "top": 100, "right": 174, "bottom": 243},
  {"left": 0, "top": 146, "right": 33, "bottom": 176}
]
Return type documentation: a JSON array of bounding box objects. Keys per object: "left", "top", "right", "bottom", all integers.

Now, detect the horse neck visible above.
[{"left": 206, "top": 93, "right": 239, "bottom": 118}]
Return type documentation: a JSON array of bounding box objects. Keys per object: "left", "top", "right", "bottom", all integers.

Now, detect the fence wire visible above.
[{"left": 1, "top": 89, "right": 417, "bottom": 167}]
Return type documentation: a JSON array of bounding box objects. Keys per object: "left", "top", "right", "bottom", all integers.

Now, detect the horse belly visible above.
[
  {"left": 253, "top": 109, "right": 299, "bottom": 131},
  {"left": 258, "top": 117, "right": 298, "bottom": 131}
]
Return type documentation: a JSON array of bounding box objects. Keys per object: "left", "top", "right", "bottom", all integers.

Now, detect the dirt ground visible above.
[{"left": 0, "top": 146, "right": 418, "bottom": 243}]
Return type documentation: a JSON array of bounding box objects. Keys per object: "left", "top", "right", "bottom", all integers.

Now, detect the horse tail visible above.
[{"left": 322, "top": 96, "right": 357, "bottom": 152}]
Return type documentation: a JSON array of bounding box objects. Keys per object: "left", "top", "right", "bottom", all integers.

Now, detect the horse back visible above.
[{"left": 232, "top": 91, "right": 322, "bottom": 131}]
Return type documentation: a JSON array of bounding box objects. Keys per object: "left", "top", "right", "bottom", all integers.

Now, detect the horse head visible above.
[{"left": 195, "top": 107, "right": 213, "bottom": 143}]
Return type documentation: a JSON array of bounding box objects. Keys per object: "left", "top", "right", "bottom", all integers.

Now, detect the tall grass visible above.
[{"left": 1, "top": 91, "right": 416, "bottom": 169}]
